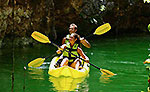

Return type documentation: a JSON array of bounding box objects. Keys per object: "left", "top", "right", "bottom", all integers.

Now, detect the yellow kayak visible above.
[{"left": 48, "top": 56, "right": 90, "bottom": 78}]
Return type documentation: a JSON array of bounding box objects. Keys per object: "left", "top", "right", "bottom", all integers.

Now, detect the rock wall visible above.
[{"left": 0, "top": 0, "right": 149, "bottom": 48}]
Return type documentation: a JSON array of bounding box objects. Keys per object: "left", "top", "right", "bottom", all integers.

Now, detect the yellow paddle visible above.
[
  {"left": 28, "top": 58, "right": 45, "bottom": 67},
  {"left": 81, "top": 23, "right": 111, "bottom": 48},
  {"left": 83, "top": 23, "right": 111, "bottom": 39},
  {"left": 28, "top": 53, "right": 57, "bottom": 67},
  {"left": 93, "top": 23, "right": 111, "bottom": 35},
  {"left": 28, "top": 24, "right": 116, "bottom": 75}
]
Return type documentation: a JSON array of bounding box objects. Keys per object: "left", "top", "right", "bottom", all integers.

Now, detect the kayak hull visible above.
[{"left": 48, "top": 57, "right": 90, "bottom": 78}]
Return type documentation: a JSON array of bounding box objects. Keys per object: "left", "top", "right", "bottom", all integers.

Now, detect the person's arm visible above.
[
  {"left": 77, "top": 47, "right": 89, "bottom": 63},
  {"left": 56, "top": 44, "right": 66, "bottom": 54},
  {"left": 80, "top": 37, "right": 91, "bottom": 48},
  {"left": 62, "top": 37, "right": 66, "bottom": 44}
]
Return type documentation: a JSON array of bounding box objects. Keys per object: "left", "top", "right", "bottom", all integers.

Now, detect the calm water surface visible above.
[{"left": 0, "top": 35, "right": 149, "bottom": 92}]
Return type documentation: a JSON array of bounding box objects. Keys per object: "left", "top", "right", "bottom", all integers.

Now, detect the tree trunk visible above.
[{"left": 46, "top": 0, "right": 57, "bottom": 40}]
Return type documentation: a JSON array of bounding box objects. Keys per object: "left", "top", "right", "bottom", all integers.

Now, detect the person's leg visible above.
[
  {"left": 60, "top": 58, "right": 68, "bottom": 66},
  {"left": 54, "top": 54, "right": 63, "bottom": 68},
  {"left": 75, "top": 61, "right": 80, "bottom": 70},
  {"left": 70, "top": 59, "right": 79, "bottom": 69}
]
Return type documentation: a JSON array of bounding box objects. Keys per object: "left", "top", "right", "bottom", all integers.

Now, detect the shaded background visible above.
[{"left": 0, "top": 0, "right": 150, "bottom": 48}]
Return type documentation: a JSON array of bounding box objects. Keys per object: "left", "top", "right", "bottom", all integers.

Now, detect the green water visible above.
[{"left": 0, "top": 35, "right": 149, "bottom": 92}]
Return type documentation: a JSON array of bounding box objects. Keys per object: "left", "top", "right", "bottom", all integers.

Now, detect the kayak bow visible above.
[{"left": 48, "top": 57, "right": 90, "bottom": 78}]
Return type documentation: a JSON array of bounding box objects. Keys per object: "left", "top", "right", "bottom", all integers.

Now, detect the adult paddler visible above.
[{"left": 62, "top": 23, "right": 91, "bottom": 48}]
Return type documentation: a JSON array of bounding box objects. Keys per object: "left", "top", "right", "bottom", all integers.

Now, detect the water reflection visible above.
[
  {"left": 28, "top": 67, "right": 45, "bottom": 80},
  {"left": 99, "top": 71, "right": 114, "bottom": 83},
  {"left": 27, "top": 62, "right": 50, "bottom": 80},
  {"left": 27, "top": 64, "right": 89, "bottom": 91},
  {"left": 49, "top": 76, "right": 88, "bottom": 91}
]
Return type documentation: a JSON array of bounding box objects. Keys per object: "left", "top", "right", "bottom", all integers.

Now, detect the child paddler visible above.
[{"left": 55, "top": 33, "right": 89, "bottom": 69}]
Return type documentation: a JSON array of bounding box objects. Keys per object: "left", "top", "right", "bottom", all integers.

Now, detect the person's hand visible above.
[
  {"left": 80, "top": 37, "right": 84, "bottom": 41},
  {"left": 56, "top": 50, "right": 61, "bottom": 54},
  {"left": 56, "top": 47, "right": 63, "bottom": 54},
  {"left": 85, "top": 60, "right": 89, "bottom": 63}
]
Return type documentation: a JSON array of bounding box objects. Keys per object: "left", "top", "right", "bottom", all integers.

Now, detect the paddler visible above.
[
  {"left": 55, "top": 33, "right": 89, "bottom": 69},
  {"left": 62, "top": 23, "right": 91, "bottom": 48}
]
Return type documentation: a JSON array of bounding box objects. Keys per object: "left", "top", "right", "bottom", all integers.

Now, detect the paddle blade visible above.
[
  {"left": 93, "top": 23, "right": 111, "bottom": 35},
  {"left": 31, "top": 31, "right": 51, "bottom": 43},
  {"left": 28, "top": 58, "right": 45, "bottom": 67},
  {"left": 100, "top": 69, "right": 116, "bottom": 76}
]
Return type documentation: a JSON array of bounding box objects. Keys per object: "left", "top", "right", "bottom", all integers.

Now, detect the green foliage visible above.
[
  {"left": 100, "top": 5, "right": 106, "bottom": 11},
  {"left": 0, "top": 7, "right": 32, "bottom": 37}
]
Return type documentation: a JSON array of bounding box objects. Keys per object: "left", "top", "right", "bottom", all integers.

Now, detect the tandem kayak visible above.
[{"left": 48, "top": 56, "right": 90, "bottom": 78}]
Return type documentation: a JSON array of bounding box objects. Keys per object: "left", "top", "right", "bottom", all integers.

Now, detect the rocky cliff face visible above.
[
  {"left": 104, "top": 0, "right": 150, "bottom": 33},
  {"left": 0, "top": 0, "right": 149, "bottom": 48}
]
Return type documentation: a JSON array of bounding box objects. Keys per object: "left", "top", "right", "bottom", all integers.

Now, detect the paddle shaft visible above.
[
  {"left": 39, "top": 43, "right": 57, "bottom": 60},
  {"left": 77, "top": 55, "right": 101, "bottom": 70},
  {"left": 84, "top": 34, "right": 95, "bottom": 39},
  {"left": 45, "top": 53, "right": 57, "bottom": 60},
  {"left": 51, "top": 42, "right": 59, "bottom": 48},
  {"left": 89, "top": 62, "right": 101, "bottom": 70}
]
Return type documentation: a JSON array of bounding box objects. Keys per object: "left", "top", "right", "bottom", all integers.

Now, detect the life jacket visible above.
[
  {"left": 65, "top": 34, "right": 81, "bottom": 47},
  {"left": 63, "top": 42, "right": 80, "bottom": 62}
]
